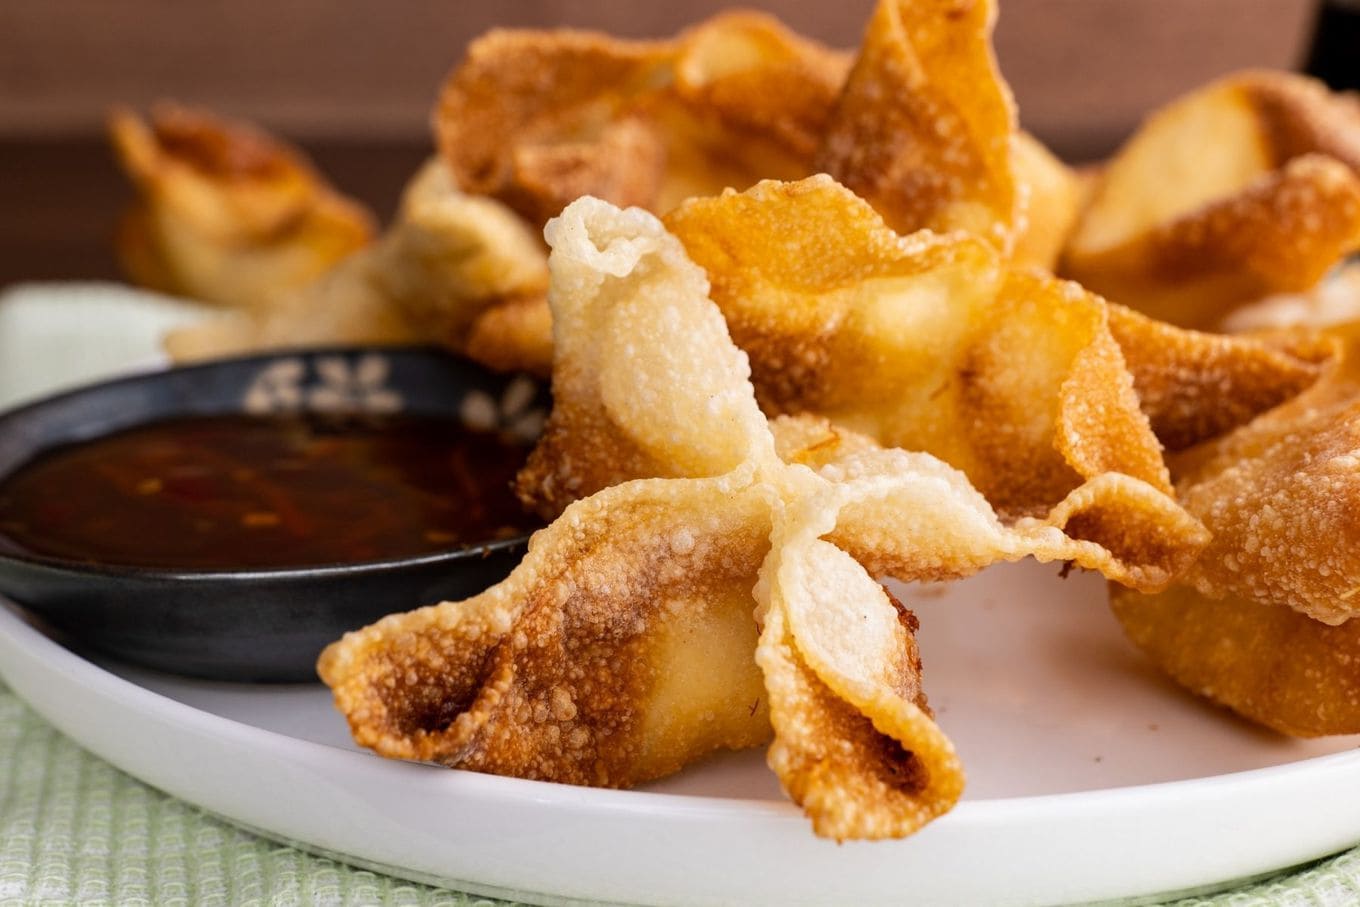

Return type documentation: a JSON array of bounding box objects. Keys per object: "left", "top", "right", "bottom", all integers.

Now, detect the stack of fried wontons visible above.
[{"left": 110, "top": 0, "right": 1360, "bottom": 840}]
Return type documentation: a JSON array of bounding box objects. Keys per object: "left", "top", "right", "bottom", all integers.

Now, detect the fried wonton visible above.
[
  {"left": 414, "top": 0, "right": 1079, "bottom": 374},
  {"left": 165, "top": 159, "right": 550, "bottom": 367},
  {"left": 1111, "top": 323, "right": 1360, "bottom": 734},
  {"left": 1110, "top": 583, "right": 1360, "bottom": 737},
  {"left": 1063, "top": 71, "right": 1360, "bottom": 328},
  {"left": 814, "top": 0, "right": 1017, "bottom": 252},
  {"left": 369, "top": 160, "right": 550, "bottom": 369},
  {"left": 521, "top": 195, "right": 1211, "bottom": 594},
  {"left": 1168, "top": 329, "right": 1360, "bottom": 626},
  {"left": 109, "top": 105, "right": 374, "bottom": 310},
  {"left": 654, "top": 177, "right": 1169, "bottom": 520},
  {"left": 321, "top": 196, "right": 1209, "bottom": 840},
  {"left": 1106, "top": 304, "right": 1338, "bottom": 452},
  {"left": 516, "top": 176, "right": 1322, "bottom": 522},
  {"left": 434, "top": 12, "right": 849, "bottom": 227}
]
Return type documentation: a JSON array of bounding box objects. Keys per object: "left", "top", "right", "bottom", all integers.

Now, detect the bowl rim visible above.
[{"left": 0, "top": 344, "right": 540, "bottom": 582}]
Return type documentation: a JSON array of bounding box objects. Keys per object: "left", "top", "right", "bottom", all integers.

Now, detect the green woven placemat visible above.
[
  {"left": 0, "top": 682, "right": 518, "bottom": 907},
  {"left": 1, "top": 681, "right": 1358, "bottom": 906}
]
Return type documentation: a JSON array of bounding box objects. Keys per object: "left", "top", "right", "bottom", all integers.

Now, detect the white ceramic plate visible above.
[{"left": 3, "top": 563, "right": 1360, "bottom": 907}]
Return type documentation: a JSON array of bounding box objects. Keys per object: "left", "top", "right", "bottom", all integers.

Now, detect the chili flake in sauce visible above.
[{"left": 0, "top": 414, "right": 541, "bottom": 569}]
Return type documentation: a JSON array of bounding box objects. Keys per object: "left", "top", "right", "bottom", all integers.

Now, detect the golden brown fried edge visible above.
[{"left": 1062, "top": 71, "right": 1360, "bottom": 328}]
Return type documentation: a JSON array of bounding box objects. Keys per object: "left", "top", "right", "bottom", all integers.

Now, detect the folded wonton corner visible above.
[{"left": 321, "top": 194, "right": 1215, "bottom": 840}]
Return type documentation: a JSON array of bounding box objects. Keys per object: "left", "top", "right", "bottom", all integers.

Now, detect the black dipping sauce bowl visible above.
[{"left": 0, "top": 347, "right": 549, "bottom": 682}]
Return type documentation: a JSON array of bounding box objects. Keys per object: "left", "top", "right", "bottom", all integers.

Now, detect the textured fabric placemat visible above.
[
  {"left": 0, "top": 682, "right": 518, "bottom": 907},
  {"left": 0, "top": 678, "right": 1358, "bottom": 907}
]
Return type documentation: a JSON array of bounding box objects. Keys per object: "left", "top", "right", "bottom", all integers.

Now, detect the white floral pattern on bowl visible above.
[
  {"left": 459, "top": 374, "right": 546, "bottom": 442},
  {"left": 240, "top": 352, "right": 546, "bottom": 441},
  {"left": 241, "top": 359, "right": 308, "bottom": 414},
  {"left": 242, "top": 354, "right": 403, "bottom": 416}
]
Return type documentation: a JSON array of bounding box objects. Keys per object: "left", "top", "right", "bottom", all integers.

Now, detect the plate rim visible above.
[
  {"left": 4, "top": 594, "right": 1360, "bottom": 907},
  {"left": 7, "top": 595, "right": 1360, "bottom": 819}
]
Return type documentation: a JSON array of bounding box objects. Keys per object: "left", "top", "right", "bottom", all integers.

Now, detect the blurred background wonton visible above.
[{"left": 0, "top": 0, "right": 1325, "bottom": 286}]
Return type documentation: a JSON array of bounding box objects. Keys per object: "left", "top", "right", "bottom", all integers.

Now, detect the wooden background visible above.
[{"left": 0, "top": 0, "right": 1322, "bottom": 286}]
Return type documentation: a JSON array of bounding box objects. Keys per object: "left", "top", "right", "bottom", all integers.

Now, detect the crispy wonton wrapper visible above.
[
  {"left": 435, "top": 12, "right": 849, "bottom": 226},
  {"left": 1111, "top": 583, "right": 1360, "bottom": 738},
  {"left": 165, "top": 159, "right": 550, "bottom": 367},
  {"left": 1166, "top": 326, "right": 1360, "bottom": 626},
  {"left": 812, "top": 0, "right": 1077, "bottom": 266},
  {"left": 522, "top": 176, "right": 1329, "bottom": 522},
  {"left": 814, "top": 0, "right": 1017, "bottom": 252},
  {"left": 662, "top": 177, "right": 1171, "bottom": 519},
  {"left": 1106, "top": 304, "right": 1338, "bottom": 452},
  {"left": 427, "top": 0, "right": 1078, "bottom": 375},
  {"left": 320, "top": 196, "right": 1209, "bottom": 840},
  {"left": 1112, "top": 323, "right": 1360, "bottom": 734},
  {"left": 1063, "top": 71, "right": 1360, "bottom": 328},
  {"left": 109, "top": 105, "right": 374, "bottom": 310}
]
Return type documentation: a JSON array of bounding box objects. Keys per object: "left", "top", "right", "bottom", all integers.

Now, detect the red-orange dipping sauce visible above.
[{"left": 0, "top": 414, "right": 542, "bottom": 569}]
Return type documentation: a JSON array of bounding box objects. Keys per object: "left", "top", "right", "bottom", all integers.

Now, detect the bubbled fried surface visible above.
[
  {"left": 1181, "top": 404, "right": 1360, "bottom": 626},
  {"left": 815, "top": 0, "right": 1018, "bottom": 252},
  {"left": 1107, "top": 304, "right": 1338, "bottom": 452},
  {"left": 515, "top": 198, "right": 774, "bottom": 519},
  {"left": 1111, "top": 583, "right": 1360, "bottom": 737},
  {"left": 324, "top": 196, "right": 1209, "bottom": 841},
  {"left": 1111, "top": 323, "right": 1360, "bottom": 734},
  {"left": 755, "top": 440, "right": 1204, "bottom": 838},
  {"left": 662, "top": 176, "right": 1170, "bottom": 518},
  {"left": 318, "top": 477, "right": 775, "bottom": 784},
  {"left": 1171, "top": 352, "right": 1360, "bottom": 626},
  {"left": 757, "top": 546, "right": 953, "bottom": 841}
]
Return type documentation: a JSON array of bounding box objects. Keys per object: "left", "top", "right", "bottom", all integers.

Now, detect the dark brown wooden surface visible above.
[{"left": 0, "top": 0, "right": 1316, "bottom": 150}]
